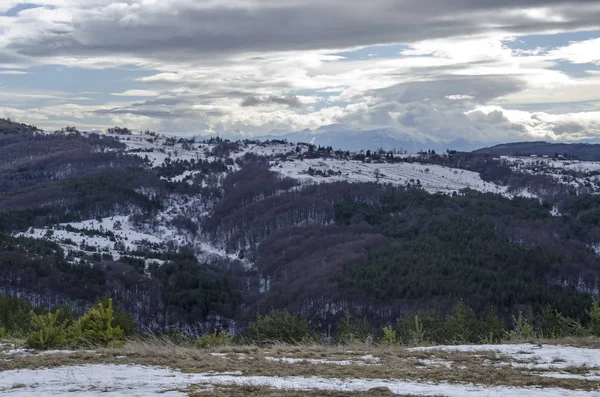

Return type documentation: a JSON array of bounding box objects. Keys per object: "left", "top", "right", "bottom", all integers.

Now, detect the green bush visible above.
[
  {"left": 479, "top": 308, "right": 507, "bottom": 344},
  {"left": 397, "top": 313, "right": 430, "bottom": 346},
  {"left": 73, "top": 299, "right": 125, "bottom": 347},
  {"left": 506, "top": 310, "right": 537, "bottom": 341},
  {"left": 442, "top": 300, "right": 480, "bottom": 344},
  {"left": 333, "top": 315, "right": 371, "bottom": 345},
  {"left": 248, "top": 310, "right": 316, "bottom": 344},
  {"left": 586, "top": 298, "right": 600, "bottom": 337},
  {"left": 0, "top": 327, "right": 6, "bottom": 340},
  {"left": 25, "top": 311, "right": 68, "bottom": 350},
  {"left": 164, "top": 328, "right": 195, "bottom": 344},
  {"left": 96, "top": 296, "right": 137, "bottom": 336},
  {"left": 541, "top": 304, "right": 588, "bottom": 338},
  {"left": 196, "top": 329, "right": 232, "bottom": 348}
]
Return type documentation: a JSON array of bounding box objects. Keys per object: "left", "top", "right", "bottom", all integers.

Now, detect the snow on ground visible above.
[
  {"left": 162, "top": 170, "right": 202, "bottom": 184},
  {"left": 536, "top": 371, "right": 600, "bottom": 381},
  {"left": 272, "top": 158, "right": 510, "bottom": 196},
  {"left": 0, "top": 364, "right": 199, "bottom": 396},
  {"left": 412, "top": 343, "right": 600, "bottom": 370},
  {"left": 15, "top": 198, "right": 245, "bottom": 267},
  {"left": 500, "top": 156, "right": 600, "bottom": 193},
  {"left": 243, "top": 142, "right": 299, "bottom": 158},
  {"left": 0, "top": 363, "right": 597, "bottom": 397},
  {"left": 115, "top": 134, "right": 213, "bottom": 168},
  {"left": 16, "top": 216, "right": 167, "bottom": 258},
  {"left": 0, "top": 344, "right": 89, "bottom": 358},
  {"left": 501, "top": 156, "right": 600, "bottom": 173}
]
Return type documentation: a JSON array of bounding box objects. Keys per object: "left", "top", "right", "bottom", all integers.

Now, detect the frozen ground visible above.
[{"left": 1, "top": 343, "right": 600, "bottom": 396}]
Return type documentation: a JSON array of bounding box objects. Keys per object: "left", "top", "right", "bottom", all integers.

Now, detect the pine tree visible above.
[
  {"left": 586, "top": 298, "right": 600, "bottom": 337},
  {"left": 443, "top": 300, "right": 478, "bottom": 344},
  {"left": 74, "top": 299, "right": 125, "bottom": 346},
  {"left": 26, "top": 311, "right": 68, "bottom": 350}
]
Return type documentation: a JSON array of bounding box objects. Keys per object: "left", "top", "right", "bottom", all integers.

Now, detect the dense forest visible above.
[
  {"left": 1, "top": 118, "right": 600, "bottom": 335},
  {"left": 475, "top": 141, "right": 600, "bottom": 161}
]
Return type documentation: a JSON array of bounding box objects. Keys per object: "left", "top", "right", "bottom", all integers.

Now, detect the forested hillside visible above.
[
  {"left": 1, "top": 118, "right": 600, "bottom": 335},
  {"left": 474, "top": 141, "right": 600, "bottom": 161}
]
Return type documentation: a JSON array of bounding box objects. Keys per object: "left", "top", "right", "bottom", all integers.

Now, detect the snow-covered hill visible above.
[{"left": 14, "top": 132, "right": 600, "bottom": 272}]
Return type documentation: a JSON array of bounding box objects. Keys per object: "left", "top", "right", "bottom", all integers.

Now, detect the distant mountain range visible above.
[
  {"left": 474, "top": 141, "right": 600, "bottom": 161},
  {"left": 248, "top": 124, "right": 487, "bottom": 153}
]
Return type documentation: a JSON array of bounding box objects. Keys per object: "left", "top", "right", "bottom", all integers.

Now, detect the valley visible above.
[{"left": 1, "top": 119, "right": 600, "bottom": 333}]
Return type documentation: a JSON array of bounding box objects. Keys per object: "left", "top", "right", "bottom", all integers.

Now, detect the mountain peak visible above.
[{"left": 315, "top": 124, "right": 351, "bottom": 132}]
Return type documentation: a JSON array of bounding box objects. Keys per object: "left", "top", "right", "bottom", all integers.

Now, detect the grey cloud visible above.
[
  {"left": 5, "top": 1, "right": 600, "bottom": 61},
  {"left": 94, "top": 108, "right": 178, "bottom": 118},
  {"left": 375, "top": 75, "right": 525, "bottom": 105},
  {"left": 241, "top": 95, "right": 303, "bottom": 108},
  {"left": 339, "top": 76, "right": 535, "bottom": 142},
  {"left": 467, "top": 110, "right": 510, "bottom": 124}
]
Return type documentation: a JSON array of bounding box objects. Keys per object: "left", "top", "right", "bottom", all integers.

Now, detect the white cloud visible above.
[
  {"left": 547, "top": 37, "right": 600, "bottom": 65},
  {"left": 111, "top": 90, "right": 160, "bottom": 97},
  {"left": 0, "top": 69, "right": 27, "bottom": 75},
  {"left": 446, "top": 95, "right": 475, "bottom": 101}
]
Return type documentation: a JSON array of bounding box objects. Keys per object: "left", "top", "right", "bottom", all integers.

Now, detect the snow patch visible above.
[{"left": 412, "top": 343, "right": 600, "bottom": 370}]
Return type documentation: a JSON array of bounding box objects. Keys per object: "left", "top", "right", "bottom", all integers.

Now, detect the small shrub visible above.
[
  {"left": 0, "top": 327, "right": 6, "bottom": 340},
  {"left": 196, "top": 329, "right": 232, "bottom": 348},
  {"left": 443, "top": 300, "right": 479, "bottom": 344},
  {"left": 398, "top": 314, "right": 427, "bottom": 345},
  {"left": 248, "top": 310, "right": 316, "bottom": 345},
  {"left": 479, "top": 308, "right": 507, "bottom": 344},
  {"left": 333, "top": 315, "right": 371, "bottom": 345},
  {"left": 586, "top": 298, "right": 600, "bottom": 337},
  {"left": 97, "top": 296, "right": 137, "bottom": 336},
  {"left": 506, "top": 311, "right": 537, "bottom": 341},
  {"left": 164, "top": 328, "right": 195, "bottom": 344},
  {"left": 541, "top": 304, "right": 589, "bottom": 338},
  {"left": 25, "top": 311, "right": 68, "bottom": 350},
  {"left": 0, "top": 295, "right": 33, "bottom": 335},
  {"left": 73, "top": 299, "right": 125, "bottom": 347},
  {"left": 380, "top": 326, "right": 397, "bottom": 345},
  {"left": 410, "top": 315, "right": 427, "bottom": 345}
]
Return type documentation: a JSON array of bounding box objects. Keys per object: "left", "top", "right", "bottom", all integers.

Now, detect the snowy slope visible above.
[{"left": 272, "top": 158, "right": 509, "bottom": 196}]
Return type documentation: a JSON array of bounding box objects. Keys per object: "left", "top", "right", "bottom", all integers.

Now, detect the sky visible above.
[{"left": 0, "top": 1, "right": 599, "bottom": 143}]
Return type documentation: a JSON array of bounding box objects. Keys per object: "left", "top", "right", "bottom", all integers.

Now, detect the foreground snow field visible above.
[
  {"left": 1, "top": 343, "right": 600, "bottom": 396},
  {"left": 1, "top": 363, "right": 598, "bottom": 397}
]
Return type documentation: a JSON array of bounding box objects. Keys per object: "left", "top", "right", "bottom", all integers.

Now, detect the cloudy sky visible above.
[{"left": 1, "top": 1, "right": 600, "bottom": 143}]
